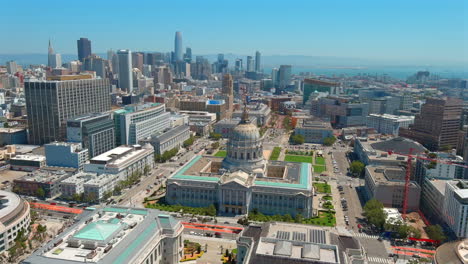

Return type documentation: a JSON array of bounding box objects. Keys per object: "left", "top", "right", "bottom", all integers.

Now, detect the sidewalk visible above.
[{"left": 329, "top": 181, "right": 345, "bottom": 227}]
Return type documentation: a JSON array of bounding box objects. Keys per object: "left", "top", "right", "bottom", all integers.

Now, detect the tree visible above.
[
  {"left": 36, "top": 187, "right": 45, "bottom": 199},
  {"left": 363, "top": 199, "right": 386, "bottom": 229},
  {"left": 143, "top": 165, "right": 151, "bottom": 176},
  {"left": 210, "top": 133, "right": 222, "bottom": 141},
  {"left": 3, "top": 123, "right": 9, "bottom": 128},
  {"left": 183, "top": 135, "right": 195, "bottom": 148},
  {"left": 211, "top": 142, "right": 220, "bottom": 149},
  {"left": 350, "top": 161, "right": 365, "bottom": 176},
  {"left": 439, "top": 145, "right": 452, "bottom": 152},
  {"left": 425, "top": 225, "right": 446, "bottom": 241},
  {"left": 206, "top": 204, "right": 217, "bottom": 216},
  {"left": 294, "top": 214, "right": 304, "bottom": 223},
  {"left": 323, "top": 136, "right": 336, "bottom": 146},
  {"left": 291, "top": 134, "right": 305, "bottom": 145}
]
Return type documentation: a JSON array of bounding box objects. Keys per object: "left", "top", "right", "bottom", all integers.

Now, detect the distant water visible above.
[{"left": 265, "top": 66, "right": 468, "bottom": 80}]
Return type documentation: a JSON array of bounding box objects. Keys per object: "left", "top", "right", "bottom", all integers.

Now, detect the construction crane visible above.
[{"left": 387, "top": 149, "right": 468, "bottom": 219}]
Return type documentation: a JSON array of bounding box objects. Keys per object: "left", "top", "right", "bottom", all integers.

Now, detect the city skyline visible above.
[{"left": 1, "top": 0, "right": 466, "bottom": 65}]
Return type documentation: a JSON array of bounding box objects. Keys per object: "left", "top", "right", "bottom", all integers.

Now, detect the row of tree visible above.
[{"left": 154, "top": 148, "right": 179, "bottom": 163}]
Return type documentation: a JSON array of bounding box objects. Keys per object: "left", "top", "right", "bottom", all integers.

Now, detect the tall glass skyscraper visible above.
[
  {"left": 77, "top": 37, "right": 92, "bottom": 62},
  {"left": 246, "top": 56, "right": 254, "bottom": 72},
  {"left": 255, "top": 51, "right": 261, "bottom": 72},
  {"left": 117, "top": 49, "right": 133, "bottom": 93},
  {"left": 174, "top": 31, "right": 183, "bottom": 62}
]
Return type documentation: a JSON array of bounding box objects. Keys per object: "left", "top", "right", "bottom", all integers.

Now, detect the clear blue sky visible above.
[{"left": 2, "top": 0, "right": 467, "bottom": 64}]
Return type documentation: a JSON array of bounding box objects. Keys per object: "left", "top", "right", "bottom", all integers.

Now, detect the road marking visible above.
[
  {"left": 350, "top": 230, "right": 380, "bottom": 239},
  {"left": 367, "top": 256, "right": 392, "bottom": 263}
]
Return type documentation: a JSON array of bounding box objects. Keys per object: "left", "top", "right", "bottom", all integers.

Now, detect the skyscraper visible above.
[
  {"left": 184, "top": 47, "right": 192, "bottom": 63},
  {"left": 83, "top": 55, "right": 107, "bottom": 78},
  {"left": 132, "top": 52, "right": 144, "bottom": 71},
  {"left": 6, "top": 61, "right": 18, "bottom": 74},
  {"left": 255, "top": 51, "right": 261, "bottom": 72},
  {"left": 222, "top": 74, "right": 234, "bottom": 118},
  {"left": 235, "top": 59, "right": 243, "bottom": 72},
  {"left": 77, "top": 37, "right": 92, "bottom": 62},
  {"left": 48, "top": 40, "right": 62, "bottom": 68},
  {"left": 25, "top": 77, "right": 111, "bottom": 145},
  {"left": 399, "top": 97, "right": 463, "bottom": 150},
  {"left": 271, "top": 68, "right": 278, "bottom": 87},
  {"left": 246, "top": 56, "right": 254, "bottom": 72},
  {"left": 117, "top": 49, "right": 133, "bottom": 93},
  {"left": 278, "top": 65, "right": 292, "bottom": 89},
  {"left": 174, "top": 31, "right": 183, "bottom": 62}
]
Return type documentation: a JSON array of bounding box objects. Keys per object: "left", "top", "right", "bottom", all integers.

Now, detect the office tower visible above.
[
  {"left": 212, "top": 54, "right": 228, "bottom": 74},
  {"left": 132, "top": 52, "right": 144, "bottom": 71},
  {"left": 47, "top": 40, "right": 62, "bottom": 68},
  {"left": 114, "top": 103, "right": 170, "bottom": 145},
  {"left": 107, "top": 49, "right": 114, "bottom": 60},
  {"left": 278, "top": 65, "right": 292, "bottom": 89},
  {"left": 175, "top": 61, "right": 190, "bottom": 78},
  {"left": 117, "top": 49, "right": 133, "bottom": 92},
  {"left": 6, "top": 61, "right": 18, "bottom": 74},
  {"left": 303, "top": 78, "right": 340, "bottom": 104},
  {"left": 235, "top": 59, "right": 243, "bottom": 72},
  {"left": 191, "top": 56, "right": 212, "bottom": 80},
  {"left": 271, "top": 68, "right": 278, "bottom": 87},
  {"left": 222, "top": 74, "right": 234, "bottom": 118},
  {"left": 77, "top": 37, "right": 92, "bottom": 62},
  {"left": 25, "top": 77, "right": 111, "bottom": 145},
  {"left": 255, "top": 51, "right": 261, "bottom": 72},
  {"left": 184, "top": 47, "right": 192, "bottom": 63},
  {"left": 399, "top": 97, "right": 462, "bottom": 151},
  {"left": 246, "top": 56, "right": 254, "bottom": 72},
  {"left": 153, "top": 66, "right": 173, "bottom": 86},
  {"left": 83, "top": 55, "right": 106, "bottom": 78},
  {"left": 174, "top": 31, "right": 183, "bottom": 62},
  {"left": 67, "top": 113, "right": 115, "bottom": 158}
]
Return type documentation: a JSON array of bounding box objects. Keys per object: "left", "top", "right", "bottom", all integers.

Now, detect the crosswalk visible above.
[
  {"left": 349, "top": 231, "right": 380, "bottom": 239},
  {"left": 367, "top": 256, "right": 393, "bottom": 264}
]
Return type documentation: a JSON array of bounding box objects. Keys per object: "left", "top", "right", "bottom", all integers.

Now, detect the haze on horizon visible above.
[{"left": 2, "top": 0, "right": 467, "bottom": 65}]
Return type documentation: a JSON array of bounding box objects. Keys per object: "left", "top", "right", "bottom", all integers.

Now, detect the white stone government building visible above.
[{"left": 166, "top": 109, "right": 314, "bottom": 217}]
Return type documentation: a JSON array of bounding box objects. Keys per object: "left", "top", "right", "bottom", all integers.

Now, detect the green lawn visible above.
[
  {"left": 214, "top": 150, "right": 227, "bottom": 157},
  {"left": 313, "top": 165, "right": 326, "bottom": 173},
  {"left": 269, "top": 147, "right": 281, "bottom": 161},
  {"left": 284, "top": 155, "right": 313, "bottom": 163},
  {"left": 303, "top": 211, "right": 336, "bottom": 227},
  {"left": 313, "top": 183, "right": 331, "bottom": 193},
  {"left": 315, "top": 156, "right": 326, "bottom": 165},
  {"left": 323, "top": 195, "right": 333, "bottom": 201}
]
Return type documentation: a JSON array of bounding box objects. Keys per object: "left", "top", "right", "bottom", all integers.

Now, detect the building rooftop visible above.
[
  {"left": 23, "top": 206, "right": 182, "bottom": 264},
  {"left": 88, "top": 145, "right": 153, "bottom": 167},
  {"left": 0, "top": 128, "right": 26, "bottom": 133},
  {"left": 434, "top": 239, "right": 468, "bottom": 264},
  {"left": 18, "top": 169, "right": 71, "bottom": 183},
  {"left": 242, "top": 222, "right": 346, "bottom": 264},
  {"left": 366, "top": 165, "right": 419, "bottom": 187},
  {"left": 296, "top": 119, "right": 332, "bottom": 129},
  {"left": 368, "top": 113, "right": 415, "bottom": 122},
  {"left": 357, "top": 136, "right": 427, "bottom": 163},
  {"left": 10, "top": 154, "right": 45, "bottom": 162},
  {"left": 171, "top": 155, "right": 311, "bottom": 191},
  {"left": 0, "top": 190, "right": 21, "bottom": 221}
]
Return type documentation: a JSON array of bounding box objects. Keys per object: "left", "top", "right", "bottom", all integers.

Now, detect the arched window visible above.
[
  {"left": 247, "top": 153, "right": 250, "bottom": 160},
  {"left": 234, "top": 152, "right": 237, "bottom": 159},
  {"left": 253, "top": 152, "right": 256, "bottom": 158},
  {"left": 240, "top": 153, "right": 244, "bottom": 160}
]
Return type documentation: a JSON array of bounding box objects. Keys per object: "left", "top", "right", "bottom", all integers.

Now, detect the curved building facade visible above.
[{"left": 0, "top": 190, "right": 30, "bottom": 253}]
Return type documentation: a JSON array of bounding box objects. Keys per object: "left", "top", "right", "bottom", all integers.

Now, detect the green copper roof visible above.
[
  {"left": 255, "top": 163, "right": 310, "bottom": 190},
  {"left": 114, "top": 221, "right": 157, "bottom": 264},
  {"left": 73, "top": 220, "right": 122, "bottom": 241},
  {"left": 172, "top": 155, "right": 219, "bottom": 182}
]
